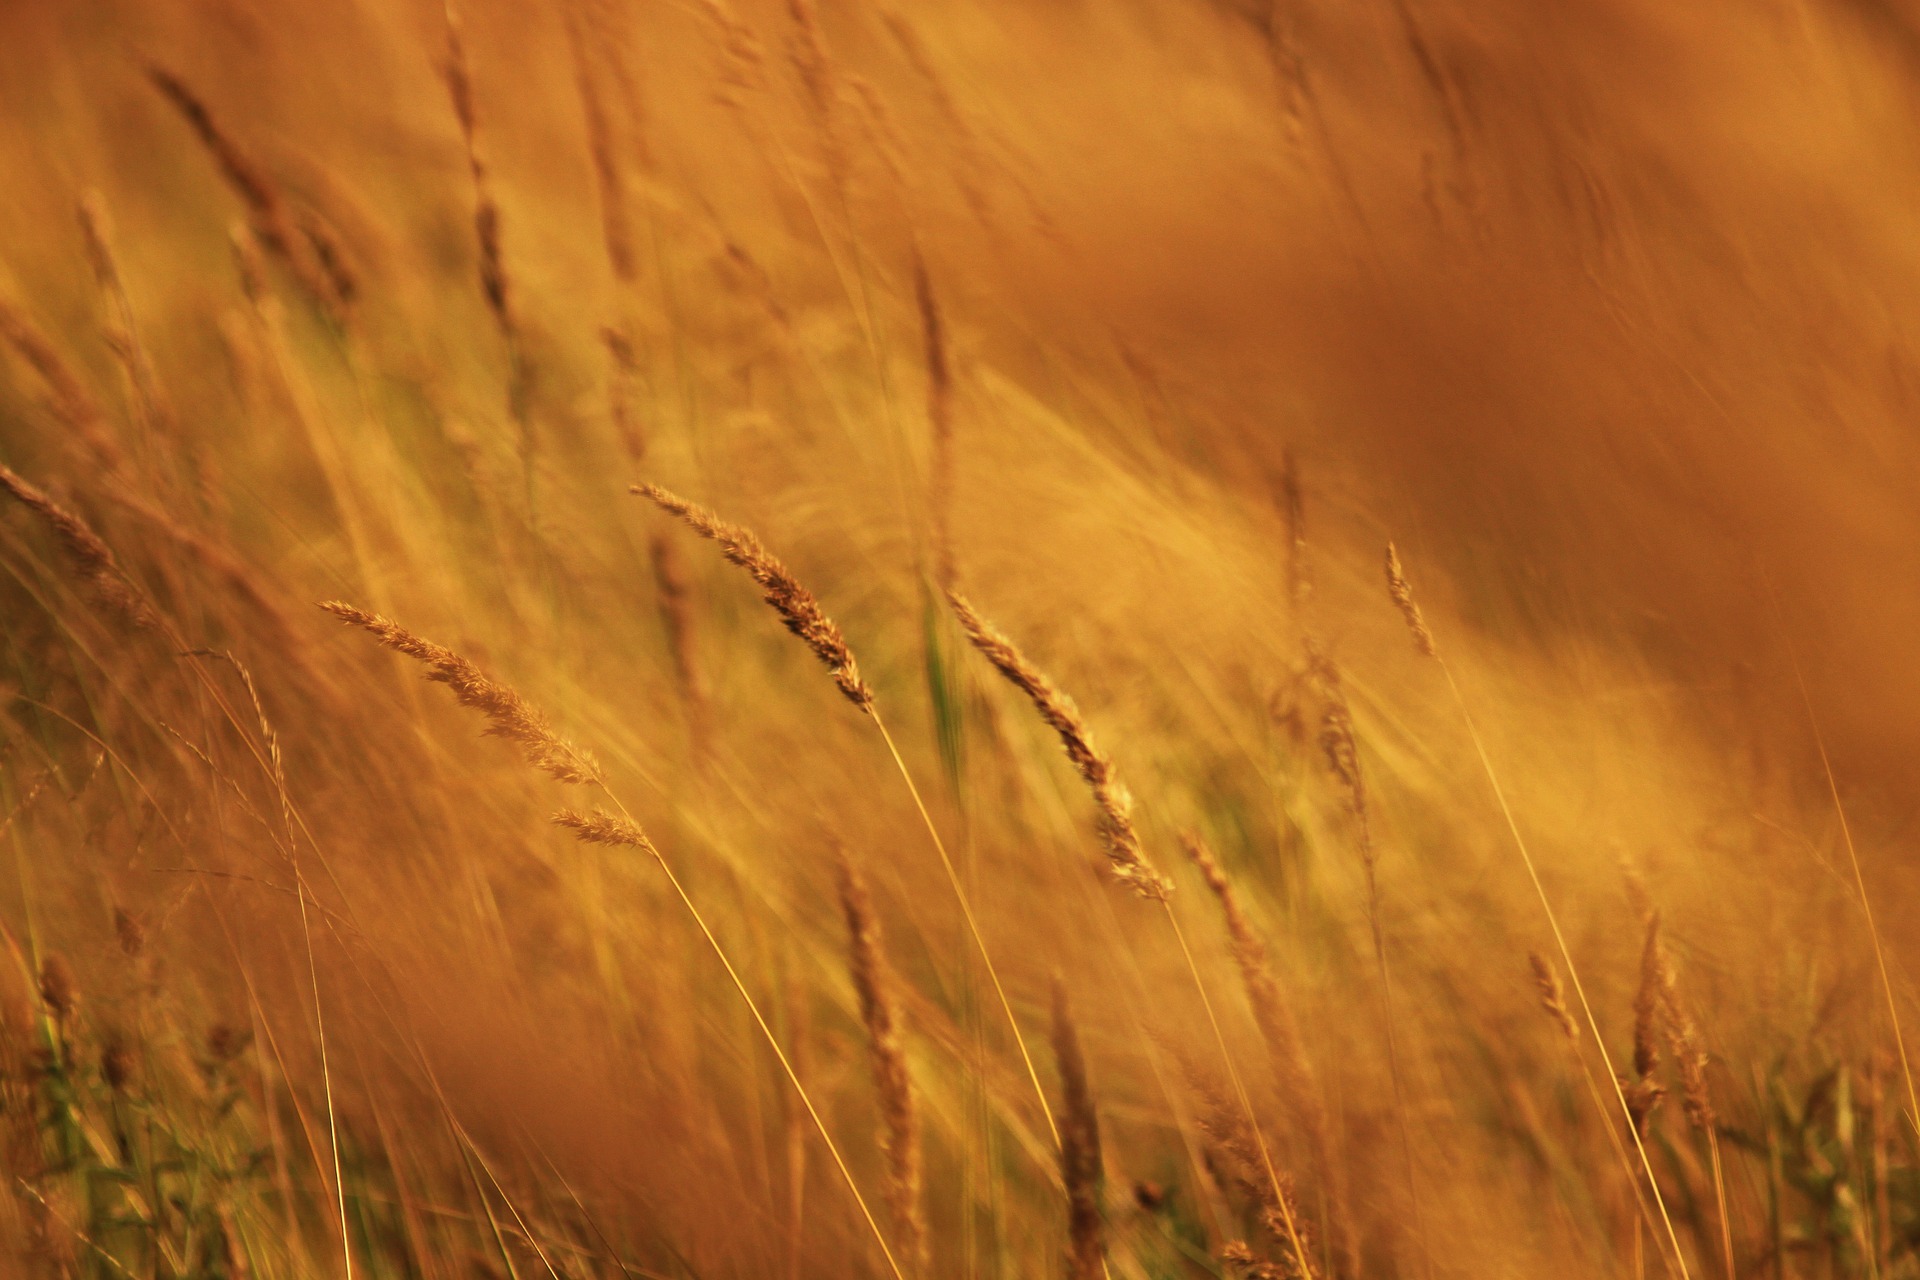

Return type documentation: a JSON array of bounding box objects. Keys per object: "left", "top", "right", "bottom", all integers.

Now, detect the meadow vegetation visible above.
[{"left": 1, "top": 1, "right": 1918, "bottom": 1276}]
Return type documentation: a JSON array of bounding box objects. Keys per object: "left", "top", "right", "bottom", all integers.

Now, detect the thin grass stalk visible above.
[
  {"left": 1309, "top": 645, "right": 1428, "bottom": 1276},
  {"left": 323, "top": 605, "right": 906, "bottom": 1278},
  {"left": 76, "top": 191, "right": 174, "bottom": 469},
  {"left": 1383, "top": 542, "right": 1693, "bottom": 1279},
  {"left": 635, "top": 483, "right": 1064, "bottom": 1149},
  {"left": 1531, "top": 949, "right": 1673, "bottom": 1274},
  {"left": 1050, "top": 978, "right": 1105, "bottom": 1280},
  {"left": 836, "top": 850, "right": 928, "bottom": 1271},
  {"left": 0, "top": 300, "right": 127, "bottom": 476},
  {"left": 145, "top": 66, "right": 347, "bottom": 317},
  {"left": 1765, "top": 582, "right": 1920, "bottom": 1143},
  {"left": 913, "top": 251, "right": 956, "bottom": 592},
  {"left": 942, "top": 584, "right": 1314, "bottom": 1277},
  {"left": 1181, "top": 831, "right": 1352, "bottom": 1274},
  {"left": 1164, "top": 905, "right": 1317, "bottom": 1279},
  {"left": 0, "top": 464, "right": 157, "bottom": 630},
  {"left": 1647, "top": 917, "right": 1736, "bottom": 1280}
]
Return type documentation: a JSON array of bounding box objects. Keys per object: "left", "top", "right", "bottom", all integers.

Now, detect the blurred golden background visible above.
[{"left": 0, "top": 0, "right": 1917, "bottom": 1276}]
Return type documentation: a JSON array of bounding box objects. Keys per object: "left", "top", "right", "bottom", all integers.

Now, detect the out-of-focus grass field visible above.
[{"left": 4, "top": 1, "right": 1920, "bottom": 1275}]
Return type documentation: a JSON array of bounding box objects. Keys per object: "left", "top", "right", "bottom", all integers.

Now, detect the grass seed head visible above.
[
  {"left": 946, "top": 588, "right": 1171, "bottom": 898},
  {"left": 319, "top": 602, "right": 602, "bottom": 785},
  {"left": 634, "top": 483, "right": 874, "bottom": 711},
  {"left": 1384, "top": 542, "right": 1438, "bottom": 659}
]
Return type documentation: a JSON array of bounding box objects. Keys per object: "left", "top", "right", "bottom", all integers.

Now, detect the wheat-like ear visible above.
[
  {"left": 944, "top": 589, "right": 1170, "bottom": 899},
  {"left": 913, "top": 251, "right": 956, "bottom": 592},
  {"left": 650, "top": 534, "right": 711, "bottom": 755},
  {"left": 0, "top": 300, "right": 126, "bottom": 475},
  {"left": 1642, "top": 922, "right": 1713, "bottom": 1131},
  {"left": 835, "top": 850, "right": 926, "bottom": 1270},
  {"left": 633, "top": 483, "right": 874, "bottom": 711},
  {"left": 551, "top": 807, "right": 655, "bottom": 851},
  {"left": 146, "top": 66, "right": 348, "bottom": 316},
  {"left": 1384, "top": 542, "right": 1437, "bottom": 658},
  {"left": 318, "top": 602, "right": 601, "bottom": 786},
  {"left": 1181, "top": 832, "right": 1353, "bottom": 1274},
  {"left": 1050, "top": 978, "right": 1106, "bottom": 1280},
  {"left": 1528, "top": 952, "right": 1579, "bottom": 1044},
  {"left": 0, "top": 465, "right": 157, "bottom": 629},
  {"left": 1643, "top": 918, "right": 1734, "bottom": 1280},
  {"left": 325, "top": 606, "right": 906, "bottom": 1274},
  {"left": 441, "top": 4, "right": 514, "bottom": 346},
  {"left": 1625, "top": 916, "right": 1667, "bottom": 1135}
]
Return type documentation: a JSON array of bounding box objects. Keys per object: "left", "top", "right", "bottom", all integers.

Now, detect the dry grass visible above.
[{"left": 1, "top": 3, "right": 1918, "bottom": 1277}]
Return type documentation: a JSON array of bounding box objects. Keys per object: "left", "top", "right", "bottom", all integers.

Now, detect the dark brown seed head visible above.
[{"left": 38, "top": 955, "right": 75, "bottom": 1021}]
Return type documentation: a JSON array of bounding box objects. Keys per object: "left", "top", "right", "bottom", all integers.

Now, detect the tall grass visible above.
[{"left": 0, "top": 2, "right": 1917, "bottom": 1277}]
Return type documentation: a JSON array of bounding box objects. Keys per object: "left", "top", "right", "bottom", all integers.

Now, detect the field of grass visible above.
[{"left": 3, "top": 1, "right": 1920, "bottom": 1276}]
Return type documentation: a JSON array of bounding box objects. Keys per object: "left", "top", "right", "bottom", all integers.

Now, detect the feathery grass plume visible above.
[
  {"left": 634, "top": 483, "right": 874, "bottom": 711},
  {"left": 914, "top": 252, "right": 956, "bottom": 591},
  {"left": 1384, "top": 539, "right": 1693, "bottom": 1275},
  {"left": 1625, "top": 916, "right": 1667, "bottom": 1135},
  {"left": 0, "top": 298, "right": 127, "bottom": 475},
  {"left": 835, "top": 850, "right": 927, "bottom": 1270},
  {"left": 443, "top": 5, "right": 510, "bottom": 337},
  {"left": 1529, "top": 951, "right": 1579, "bottom": 1044},
  {"left": 0, "top": 464, "right": 157, "bottom": 629},
  {"left": 1305, "top": 642, "right": 1428, "bottom": 1274},
  {"left": 1222, "top": 1240, "right": 1292, "bottom": 1280},
  {"left": 145, "top": 66, "right": 346, "bottom": 317},
  {"left": 1182, "top": 831, "right": 1354, "bottom": 1276},
  {"left": 602, "top": 326, "right": 647, "bottom": 462},
  {"left": 552, "top": 807, "right": 655, "bottom": 852},
  {"left": 785, "top": 0, "right": 851, "bottom": 187},
  {"left": 77, "top": 192, "right": 180, "bottom": 459},
  {"left": 944, "top": 589, "right": 1171, "bottom": 898},
  {"left": 1643, "top": 923, "right": 1713, "bottom": 1131},
  {"left": 1644, "top": 921, "right": 1734, "bottom": 1280},
  {"left": 319, "top": 602, "right": 602, "bottom": 785},
  {"left": 650, "top": 533, "right": 711, "bottom": 754},
  {"left": 1190, "top": 1073, "right": 1319, "bottom": 1279},
  {"left": 566, "top": 7, "right": 638, "bottom": 289},
  {"left": 1178, "top": 833, "right": 1310, "bottom": 1087},
  {"left": 1050, "top": 977, "right": 1106, "bottom": 1280},
  {"left": 1383, "top": 542, "right": 1438, "bottom": 659},
  {"left": 1310, "top": 651, "right": 1370, "bottom": 857},
  {"left": 638, "top": 488, "right": 1063, "bottom": 1163}
]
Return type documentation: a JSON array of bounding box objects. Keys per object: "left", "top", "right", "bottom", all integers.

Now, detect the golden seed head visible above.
[
  {"left": 947, "top": 588, "right": 1172, "bottom": 899},
  {"left": 634, "top": 483, "right": 874, "bottom": 711},
  {"left": 1384, "top": 542, "right": 1438, "bottom": 659},
  {"left": 320, "top": 602, "right": 602, "bottom": 786},
  {"left": 552, "top": 808, "right": 656, "bottom": 853},
  {"left": 1528, "top": 951, "right": 1579, "bottom": 1044}
]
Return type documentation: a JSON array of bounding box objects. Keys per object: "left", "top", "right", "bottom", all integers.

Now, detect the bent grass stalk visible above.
[
  {"left": 0, "top": 471, "right": 358, "bottom": 1276},
  {"left": 1383, "top": 543, "right": 1692, "bottom": 1279},
  {"left": 321, "top": 603, "right": 905, "bottom": 1280},
  {"left": 943, "top": 589, "right": 1314, "bottom": 1279},
  {"left": 634, "top": 482, "right": 1063, "bottom": 1151},
  {"left": 1310, "top": 644, "right": 1429, "bottom": 1277},
  {"left": 1531, "top": 952, "right": 1676, "bottom": 1278},
  {"left": 1646, "top": 919, "right": 1734, "bottom": 1280},
  {"left": 1764, "top": 579, "right": 1920, "bottom": 1144}
]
